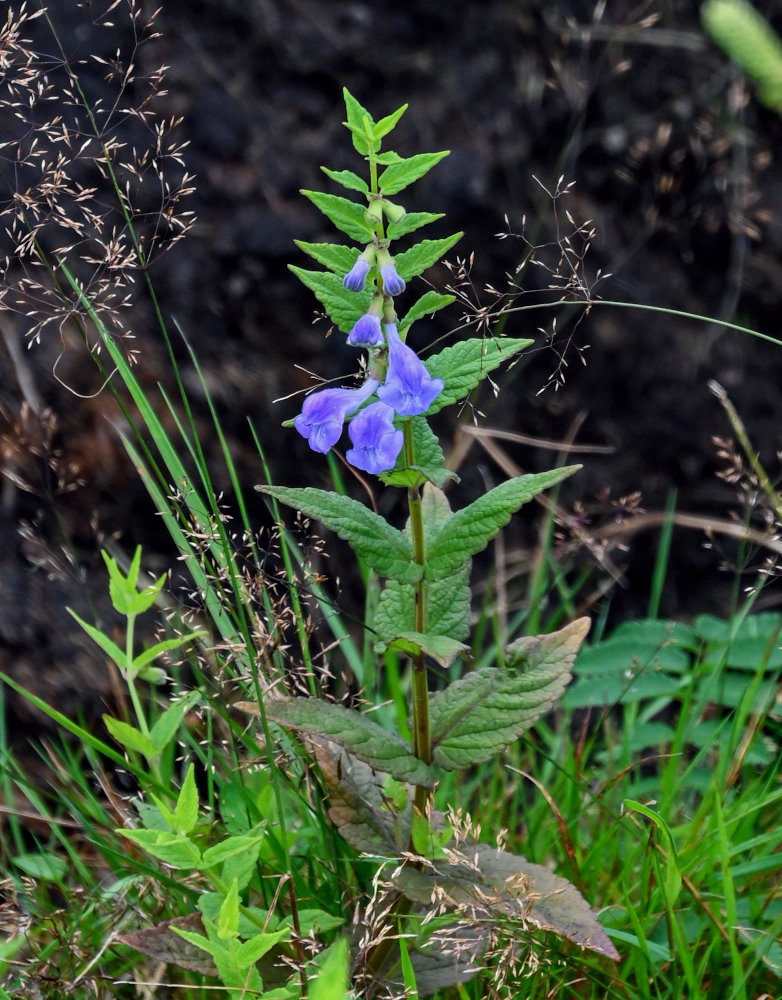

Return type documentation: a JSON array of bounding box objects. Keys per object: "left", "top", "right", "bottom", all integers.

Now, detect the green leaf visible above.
[
  {"left": 103, "top": 547, "right": 165, "bottom": 617},
  {"left": 387, "top": 212, "right": 444, "bottom": 240},
  {"left": 395, "top": 234, "right": 463, "bottom": 281},
  {"left": 622, "top": 800, "right": 682, "bottom": 904},
  {"left": 311, "top": 739, "right": 412, "bottom": 853},
  {"left": 201, "top": 834, "right": 263, "bottom": 869},
  {"left": 396, "top": 844, "right": 619, "bottom": 959},
  {"left": 429, "top": 618, "right": 590, "bottom": 769},
  {"left": 320, "top": 166, "right": 369, "bottom": 194},
  {"left": 424, "top": 336, "right": 533, "bottom": 414},
  {"left": 373, "top": 103, "right": 408, "bottom": 141},
  {"left": 380, "top": 415, "right": 451, "bottom": 490},
  {"left": 239, "top": 696, "right": 435, "bottom": 788},
  {"left": 120, "top": 829, "right": 202, "bottom": 869},
  {"left": 702, "top": 0, "right": 782, "bottom": 111},
  {"left": 379, "top": 151, "right": 450, "bottom": 196},
  {"left": 309, "top": 939, "right": 350, "bottom": 1000},
  {"left": 103, "top": 715, "right": 158, "bottom": 759},
  {"left": 399, "top": 291, "right": 456, "bottom": 335},
  {"left": 68, "top": 609, "right": 127, "bottom": 671},
  {"left": 13, "top": 851, "right": 68, "bottom": 881},
  {"left": 132, "top": 632, "right": 205, "bottom": 675},
  {"left": 374, "top": 151, "right": 404, "bottom": 165},
  {"left": 387, "top": 632, "right": 468, "bottom": 669},
  {"left": 234, "top": 928, "right": 289, "bottom": 969},
  {"left": 288, "top": 265, "right": 370, "bottom": 333},
  {"left": 374, "top": 564, "right": 471, "bottom": 650},
  {"left": 218, "top": 879, "right": 240, "bottom": 940},
  {"left": 425, "top": 467, "right": 580, "bottom": 580},
  {"left": 149, "top": 690, "right": 202, "bottom": 754},
  {"left": 257, "top": 485, "right": 422, "bottom": 585},
  {"left": 294, "top": 240, "right": 359, "bottom": 274},
  {"left": 300, "top": 190, "right": 375, "bottom": 241},
  {"left": 173, "top": 764, "right": 200, "bottom": 835},
  {"left": 342, "top": 87, "right": 375, "bottom": 154}
]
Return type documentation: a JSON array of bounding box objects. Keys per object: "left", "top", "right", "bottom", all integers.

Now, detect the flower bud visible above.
[
  {"left": 343, "top": 245, "right": 376, "bottom": 292},
  {"left": 377, "top": 248, "right": 405, "bottom": 296},
  {"left": 364, "top": 198, "right": 384, "bottom": 226},
  {"left": 382, "top": 199, "right": 406, "bottom": 224}
]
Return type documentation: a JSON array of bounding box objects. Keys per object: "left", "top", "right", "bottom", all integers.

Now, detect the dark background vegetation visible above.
[{"left": 2, "top": 0, "right": 782, "bottom": 742}]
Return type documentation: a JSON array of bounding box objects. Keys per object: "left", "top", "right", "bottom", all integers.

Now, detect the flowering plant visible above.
[{"left": 250, "top": 90, "right": 619, "bottom": 991}]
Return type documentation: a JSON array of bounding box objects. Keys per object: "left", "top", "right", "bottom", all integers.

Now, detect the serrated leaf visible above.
[
  {"left": 288, "top": 265, "right": 371, "bottom": 333},
  {"left": 373, "top": 104, "right": 408, "bottom": 141},
  {"left": 342, "top": 87, "right": 375, "bottom": 154},
  {"left": 388, "top": 632, "right": 468, "bottom": 668},
  {"left": 117, "top": 914, "right": 218, "bottom": 975},
  {"left": 294, "top": 240, "right": 358, "bottom": 274},
  {"left": 429, "top": 618, "right": 589, "bottom": 769},
  {"left": 311, "top": 738, "right": 411, "bottom": 853},
  {"left": 380, "top": 414, "right": 446, "bottom": 489},
  {"left": 301, "top": 190, "right": 374, "bottom": 241},
  {"left": 387, "top": 212, "right": 444, "bottom": 239},
  {"left": 320, "top": 166, "right": 369, "bottom": 194},
  {"left": 425, "top": 467, "right": 580, "bottom": 580},
  {"left": 379, "top": 151, "right": 450, "bottom": 196},
  {"left": 257, "top": 485, "right": 422, "bottom": 585},
  {"left": 103, "top": 715, "right": 158, "bottom": 759},
  {"left": 374, "top": 563, "right": 471, "bottom": 651},
  {"left": 400, "top": 291, "right": 456, "bottom": 334},
  {"left": 424, "top": 336, "right": 533, "bottom": 414},
  {"left": 396, "top": 844, "right": 619, "bottom": 959},
  {"left": 238, "top": 696, "right": 435, "bottom": 787},
  {"left": 395, "top": 234, "right": 463, "bottom": 281},
  {"left": 121, "top": 829, "right": 202, "bottom": 869},
  {"left": 201, "top": 835, "right": 263, "bottom": 869}
]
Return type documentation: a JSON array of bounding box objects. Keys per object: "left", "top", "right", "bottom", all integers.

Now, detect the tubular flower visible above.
[
  {"left": 347, "top": 301, "right": 384, "bottom": 347},
  {"left": 379, "top": 263, "right": 405, "bottom": 296},
  {"left": 294, "top": 378, "right": 379, "bottom": 454},
  {"left": 346, "top": 401, "right": 404, "bottom": 474},
  {"left": 343, "top": 256, "right": 371, "bottom": 292},
  {"left": 377, "top": 323, "right": 443, "bottom": 416}
]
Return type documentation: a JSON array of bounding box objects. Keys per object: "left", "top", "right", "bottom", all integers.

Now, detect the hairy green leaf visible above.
[
  {"left": 294, "top": 240, "right": 358, "bottom": 274},
  {"left": 241, "top": 697, "right": 435, "bottom": 787},
  {"left": 287, "top": 265, "right": 371, "bottom": 333},
  {"left": 300, "top": 190, "right": 374, "bottom": 241},
  {"left": 429, "top": 618, "right": 590, "bottom": 768},
  {"left": 425, "top": 467, "right": 579, "bottom": 580},
  {"left": 257, "top": 485, "right": 422, "bottom": 584},
  {"left": 424, "top": 336, "right": 533, "bottom": 414},
  {"left": 395, "top": 234, "right": 463, "bottom": 281},
  {"left": 387, "top": 211, "right": 444, "bottom": 239},
  {"left": 320, "top": 166, "right": 369, "bottom": 194},
  {"left": 311, "top": 739, "right": 411, "bottom": 853},
  {"left": 387, "top": 632, "right": 468, "bottom": 668},
  {"left": 373, "top": 104, "right": 408, "bottom": 141},
  {"left": 374, "top": 565, "right": 471, "bottom": 650},
  {"left": 342, "top": 87, "right": 375, "bottom": 154},
  {"left": 396, "top": 843, "right": 619, "bottom": 959},
  {"left": 399, "top": 290, "right": 456, "bottom": 334},
  {"left": 379, "top": 151, "right": 450, "bottom": 195}
]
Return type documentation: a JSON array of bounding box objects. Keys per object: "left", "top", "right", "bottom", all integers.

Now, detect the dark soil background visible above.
[{"left": 2, "top": 0, "right": 782, "bottom": 748}]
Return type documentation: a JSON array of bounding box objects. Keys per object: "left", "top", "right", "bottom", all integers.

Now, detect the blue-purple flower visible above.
[
  {"left": 346, "top": 401, "right": 404, "bottom": 474},
  {"left": 343, "top": 256, "right": 371, "bottom": 292},
  {"left": 294, "top": 378, "right": 379, "bottom": 453},
  {"left": 379, "top": 263, "right": 405, "bottom": 296},
  {"left": 377, "top": 323, "right": 443, "bottom": 416},
  {"left": 347, "top": 310, "right": 383, "bottom": 348}
]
